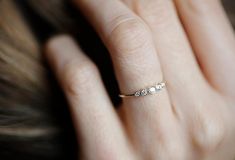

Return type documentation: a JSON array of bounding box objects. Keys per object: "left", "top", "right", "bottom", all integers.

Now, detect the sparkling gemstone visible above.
[
  {"left": 148, "top": 87, "right": 156, "bottom": 94},
  {"left": 156, "top": 84, "right": 162, "bottom": 90},
  {"left": 141, "top": 89, "right": 148, "bottom": 96},
  {"left": 134, "top": 91, "right": 141, "bottom": 97},
  {"left": 160, "top": 82, "right": 165, "bottom": 88}
]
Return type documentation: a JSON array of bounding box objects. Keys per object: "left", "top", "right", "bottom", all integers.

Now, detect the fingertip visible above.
[
  {"left": 45, "top": 34, "right": 74, "bottom": 54},
  {"left": 44, "top": 34, "right": 83, "bottom": 68}
]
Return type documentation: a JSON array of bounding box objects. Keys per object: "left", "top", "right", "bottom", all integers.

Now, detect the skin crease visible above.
[{"left": 45, "top": 0, "right": 235, "bottom": 160}]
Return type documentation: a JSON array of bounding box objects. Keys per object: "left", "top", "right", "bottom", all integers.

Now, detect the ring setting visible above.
[{"left": 119, "top": 82, "right": 166, "bottom": 98}]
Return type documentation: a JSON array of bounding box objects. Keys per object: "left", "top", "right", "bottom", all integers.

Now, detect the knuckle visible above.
[
  {"left": 153, "top": 142, "right": 187, "bottom": 160},
  {"left": 96, "top": 149, "right": 118, "bottom": 160},
  {"left": 158, "top": 136, "right": 187, "bottom": 160},
  {"left": 151, "top": 125, "right": 188, "bottom": 160},
  {"left": 166, "top": 148, "right": 187, "bottom": 160},
  {"left": 108, "top": 15, "right": 150, "bottom": 56},
  {"left": 94, "top": 144, "right": 122, "bottom": 160},
  {"left": 185, "top": 0, "right": 221, "bottom": 14},
  {"left": 62, "top": 60, "right": 98, "bottom": 96},
  {"left": 134, "top": 0, "right": 173, "bottom": 27},
  {"left": 192, "top": 113, "right": 225, "bottom": 152}
]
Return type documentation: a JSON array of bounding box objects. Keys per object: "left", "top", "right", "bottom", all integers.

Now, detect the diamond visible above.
[
  {"left": 148, "top": 87, "right": 156, "bottom": 94},
  {"left": 156, "top": 84, "right": 162, "bottom": 91},
  {"left": 160, "top": 82, "right": 165, "bottom": 88},
  {"left": 140, "top": 89, "right": 148, "bottom": 96},
  {"left": 134, "top": 91, "right": 141, "bottom": 97}
]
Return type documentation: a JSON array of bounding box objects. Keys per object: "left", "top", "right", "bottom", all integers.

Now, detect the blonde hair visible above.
[{"left": 0, "top": 0, "right": 76, "bottom": 159}]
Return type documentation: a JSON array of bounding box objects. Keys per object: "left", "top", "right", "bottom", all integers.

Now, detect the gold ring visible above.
[{"left": 119, "top": 82, "right": 166, "bottom": 98}]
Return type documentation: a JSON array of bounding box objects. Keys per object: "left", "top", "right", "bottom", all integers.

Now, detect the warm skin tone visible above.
[{"left": 46, "top": 0, "right": 235, "bottom": 159}]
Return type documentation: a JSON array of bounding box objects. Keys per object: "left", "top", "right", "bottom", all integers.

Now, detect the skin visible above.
[{"left": 45, "top": 0, "right": 235, "bottom": 159}]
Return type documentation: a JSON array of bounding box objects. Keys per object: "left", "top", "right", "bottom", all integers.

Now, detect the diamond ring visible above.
[{"left": 119, "top": 82, "right": 166, "bottom": 98}]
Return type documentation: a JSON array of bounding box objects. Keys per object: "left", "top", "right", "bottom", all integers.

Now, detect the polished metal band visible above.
[{"left": 119, "top": 82, "right": 166, "bottom": 98}]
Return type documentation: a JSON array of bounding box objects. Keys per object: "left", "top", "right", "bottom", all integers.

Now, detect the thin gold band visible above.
[{"left": 119, "top": 82, "right": 166, "bottom": 98}]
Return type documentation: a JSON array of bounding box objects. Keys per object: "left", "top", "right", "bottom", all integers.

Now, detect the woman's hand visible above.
[{"left": 45, "top": 0, "right": 235, "bottom": 159}]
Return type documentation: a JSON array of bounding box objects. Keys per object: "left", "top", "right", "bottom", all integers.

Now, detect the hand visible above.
[{"left": 45, "top": 0, "right": 235, "bottom": 159}]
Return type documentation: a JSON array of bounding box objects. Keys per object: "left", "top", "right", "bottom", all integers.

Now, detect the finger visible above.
[
  {"left": 74, "top": 0, "right": 173, "bottom": 112},
  {"left": 45, "top": 35, "right": 134, "bottom": 159},
  {"left": 122, "top": 0, "right": 228, "bottom": 152},
  {"left": 74, "top": 0, "right": 182, "bottom": 158},
  {"left": 174, "top": 0, "right": 235, "bottom": 97},
  {"left": 123, "top": 0, "right": 210, "bottom": 114},
  {"left": 76, "top": 0, "right": 163, "bottom": 94}
]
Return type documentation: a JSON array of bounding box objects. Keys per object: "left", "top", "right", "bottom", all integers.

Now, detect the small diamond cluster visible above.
[{"left": 134, "top": 82, "right": 165, "bottom": 97}]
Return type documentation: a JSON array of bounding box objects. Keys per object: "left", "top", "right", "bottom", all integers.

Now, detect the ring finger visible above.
[{"left": 74, "top": 0, "right": 180, "bottom": 158}]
